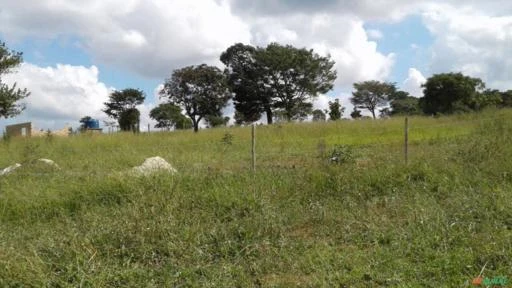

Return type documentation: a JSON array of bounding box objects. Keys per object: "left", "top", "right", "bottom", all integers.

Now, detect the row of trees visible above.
[
  {"left": 349, "top": 73, "right": 512, "bottom": 119},
  {"left": 2, "top": 41, "right": 507, "bottom": 131},
  {"left": 103, "top": 68, "right": 512, "bottom": 133},
  {"left": 121, "top": 42, "right": 337, "bottom": 132}
]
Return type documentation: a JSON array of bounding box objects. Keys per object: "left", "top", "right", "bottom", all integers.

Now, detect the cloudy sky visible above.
[{"left": 1, "top": 0, "right": 511, "bottom": 130}]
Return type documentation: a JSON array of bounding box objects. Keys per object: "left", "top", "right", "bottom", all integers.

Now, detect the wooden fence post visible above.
[
  {"left": 252, "top": 124, "right": 256, "bottom": 172},
  {"left": 404, "top": 117, "right": 409, "bottom": 165}
]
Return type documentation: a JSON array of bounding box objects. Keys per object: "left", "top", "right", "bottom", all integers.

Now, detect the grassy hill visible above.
[{"left": 1, "top": 110, "right": 511, "bottom": 287}]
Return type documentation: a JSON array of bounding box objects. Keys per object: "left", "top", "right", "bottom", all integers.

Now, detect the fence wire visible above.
[{"left": 0, "top": 116, "right": 497, "bottom": 177}]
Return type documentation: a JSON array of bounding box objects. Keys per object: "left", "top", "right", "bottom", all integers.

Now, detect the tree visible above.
[
  {"left": 419, "top": 73, "right": 486, "bottom": 115},
  {"left": 149, "top": 103, "right": 192, "bottom": 131},
  {"left": 312, "top": 109, "right": 326, "bottom": 122},
  {"left": 205, "top": 115, "right": 230, "bottom": 128},
  {"left": 160, "top": 64, "right": 231, "bottom": 132},
  {"left": 79, "top": 116, "right": 92, "bottom": 131},
  {"left": 119, "top": 108, "right": 140, "bottom": 132},
  {"left": 388, "top": 91, "right": 421, "bottom": 116},
  {"left": 328, "top": 99, "right": 345, "bottom": 120},
  {"left": 472, "top": 89, "right": 502, "bottom": 111},
  {"left": 379, "top": 107, "right": 391, "bottom": 118},
  {"left": 350, "top": 81, "right": 396, "bottom": 119},
  {"left": 258, "top": 43, "right": 337, "bottom": 122},
  {"left": 350, "top": 107, "right": 362, "bottom": 119},
  {"left": 103, "top": 88, "right": 145, "bottom": 132},
  {"left": 0, "top": 41, "right": 30, "bottom": 118},
  {"left": 500, "top": 90, "right": 512, "bottom": 108},
  {"left": 221, "top": 44, "right": 266, "bottom": 124},
  {"left": 221, "top": 42, "right": 337, "bottom": 124}
]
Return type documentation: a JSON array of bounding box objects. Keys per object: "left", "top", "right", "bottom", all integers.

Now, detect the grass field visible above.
[{"left": 1, "top": 109, "right": 511, "bottom": 287}]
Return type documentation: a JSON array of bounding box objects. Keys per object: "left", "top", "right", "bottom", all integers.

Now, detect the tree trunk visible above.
[
  {"left": 193, "top": 121, "right": 199, "bottom": 132},
  {"left": 371, "top": 109, "right": 376, "bottom": 119},
  {"left": 265, "top": 106, "right": 273, "bottom": 125}
]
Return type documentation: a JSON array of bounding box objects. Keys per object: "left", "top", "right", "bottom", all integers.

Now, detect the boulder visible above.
[
  {"left": 0, "top": 163, "right": 22, "bottom": 176},
  {"left": 132, "top": 157, "right": 177, "bottom": 176},
  {"left": 38, "top": 159, "right": 60, "bottom": 169}
]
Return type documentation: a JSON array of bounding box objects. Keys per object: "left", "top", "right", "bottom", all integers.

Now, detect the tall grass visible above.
[{"left": 0, "top": 109, "right": 511, "bottom": 286}]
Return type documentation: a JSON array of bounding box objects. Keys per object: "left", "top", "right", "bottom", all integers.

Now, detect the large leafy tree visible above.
[
  {"left": 205, "top": 115, "right": 230, "bottom": 128},
  {"left": 500, "top": 90, "right": 512, "bottom": 108},
  {"left": 0, "top": 42, "right": 30, "bottom": 118},
  {"left": 350, "top": 81, "right": 396, "bottom": 119},
  {"left": 328, "top": 99, "right": 345, "bottom": 121},
  {"left": 221, "top": 44, "right": 267, "bottom": 124},
  {"left": 149, "top": 103, "right": 192, "bottom": 130},
  {"left": 350, "top": 107, "right": 362, "bottom": 119},
  {"left": 160, "top": 64, "right": 231, "bottom": 132},
  {"left": 103, "top": 88, "right": 145, "bottom": 132},
  {"left": 221, "top": 43, "right": 337, "bottom": 124},
  {"left": 259, "top": 43, "right": 337, "bottom": 122},
  {"left": 312, "top": 109, "right": 326, "bottom": 122},
  {"left": 388, "top": 91, "right": 421, "bottom": 116},
  {"left": 419, "top": 73, "right": 487, "bottom": 115}
]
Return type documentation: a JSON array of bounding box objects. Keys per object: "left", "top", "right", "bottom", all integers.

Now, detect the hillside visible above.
[{"left": 1, "top": 110, "right": 511, "bottom": 287}]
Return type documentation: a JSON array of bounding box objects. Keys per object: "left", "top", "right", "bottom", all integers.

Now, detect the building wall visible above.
[
  {"left": 5, "top": 122, "right": 71, "bottom": 138},
  {"left": 5, "top": 122, "right": 32, "bottom": 138}
]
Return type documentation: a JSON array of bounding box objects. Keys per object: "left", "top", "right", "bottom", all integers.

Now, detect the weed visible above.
[{"left": 327, "top": 144, "right": 355, "bottom": 164}]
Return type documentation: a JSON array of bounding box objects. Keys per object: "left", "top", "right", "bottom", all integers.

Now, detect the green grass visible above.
[{"left": 1, "top": 109, "right": 512, "bottom": 287}]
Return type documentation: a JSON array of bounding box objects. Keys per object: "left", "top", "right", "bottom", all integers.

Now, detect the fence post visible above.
[
  {"left": 404, "top": 117, "right": 409, "bottom": 165},
  {"left": 148, "top": 123, "right": 150, "bottom": 133},
  {"left": 252, "top": 124, "right": 256, "bottom": 172}
]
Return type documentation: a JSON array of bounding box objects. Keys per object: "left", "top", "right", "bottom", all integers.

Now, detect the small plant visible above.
[
  {"left": 2, "top": 131, "right": 10, "bottom": 143},
  {"left": 221, "top": 132, "right": 234, "bottom": 146},
  {"left": 327, "top": 144, "right": 355, "bottom": 164},
  {"left": 317, "top": 139, "right": 327, "bottom": 158},
  {"left": 21, "top": 142, "right": 41, "bottom": 164},
  {"left": 45, "top": 129, "right": 54, "bottom": 142}
]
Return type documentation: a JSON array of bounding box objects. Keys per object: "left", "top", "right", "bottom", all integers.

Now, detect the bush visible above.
[{"left": 327, "top": 144, "right": 355, "bottom": 164}]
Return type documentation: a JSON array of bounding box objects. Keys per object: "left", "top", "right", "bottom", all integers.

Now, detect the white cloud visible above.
[
  {"left": 0, "top": 0, "right": 252, "bottom": 78},
  {"left": 367, "top": 29, "right": 384, "bottom": 40},
  {"left": 137, "top": 103, "right": 158, "bottom": 132},
  {"left": 402, "top": 68, "right": 426, "bottom": 97},
  {"left": 0, "top": 63, "right": 164, "bottom": 132},
  {"left": 2, "top": 0, "right": 512, "bottom": 127},
  {"left": 422, "top": 3, "right": 512, "bottom": 90},
  {"left": 249, "top": 14, "right": 395, "bottom": 87},
  {"left": 2, "top": 63, "right": 112, "bottom": 131}
]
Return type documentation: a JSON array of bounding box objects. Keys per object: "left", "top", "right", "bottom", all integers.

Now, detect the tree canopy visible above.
[
  {"left": 388, "top": 91, "right": 421, "bottom": 116},
  {"left": 350, "top": 81, "right": 396, "bottom": 119},
  {"left": 350, "top": 107, "right": 362, "bottom": 119},
  {"left": 160, "top": 64, "right": 231, "bottom": 132},
  {"left": 221, "top": 43, "right": 337, "bottom": 124},
  {"left": 312, "top": 109, "right": 326, "bottom": 122},
  {"left": 149, "top": 103, "right": 192, "bottom": 130},
  {"left": 103, "top": 88, "right": 145, "bottom": 132},
  {"left": 328, "top": 99, "right": 344, "bottom": 121},
  {"left": 419, "top": 73, "right": 488, "bottom": 115},
  {"left": 221, "top": 43, "right": 265, "bottom": 124},
  {"left": 0, "top": 41, "right": 30, "bottom": 119}
]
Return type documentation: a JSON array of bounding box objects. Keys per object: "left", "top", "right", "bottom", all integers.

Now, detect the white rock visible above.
[
  {"left": 0, "top": 163, "right": 22, "bottom": 176},
  {"left": 132, "top": 157, "right": 177, "bottom": 176},
  {"left": 38, "top": 158, "right": 60, "bottom": 169}
]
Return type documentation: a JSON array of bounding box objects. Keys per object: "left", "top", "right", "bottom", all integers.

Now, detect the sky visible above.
[{"left": 1, "top": 0, "right": 511, "bottom": 131}]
